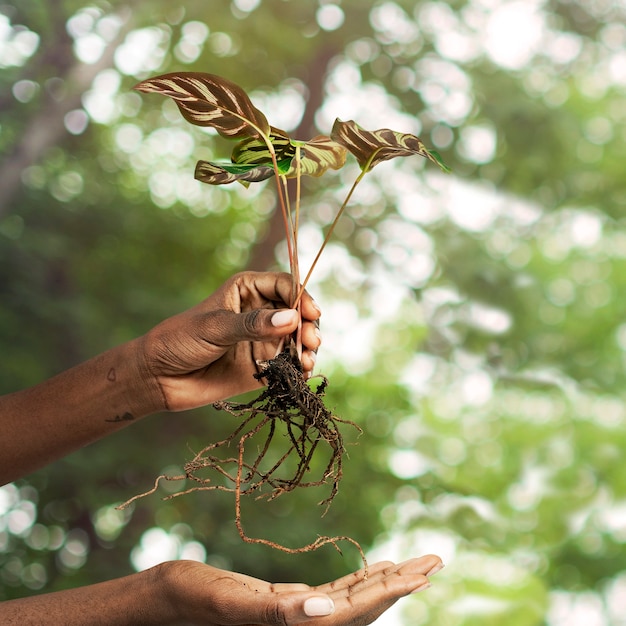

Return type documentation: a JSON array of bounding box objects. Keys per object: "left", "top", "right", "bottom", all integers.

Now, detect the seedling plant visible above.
[{"left": 118, "top": 72, "right": 450, "bottom": 567}]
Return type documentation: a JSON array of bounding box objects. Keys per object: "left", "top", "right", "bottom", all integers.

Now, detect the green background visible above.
[{"left": 1, "top": 1, "right": 625, "bottom": 623}]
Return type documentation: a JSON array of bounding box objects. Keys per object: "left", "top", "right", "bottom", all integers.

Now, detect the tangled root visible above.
[{"left": 117, "top": 349, "right": 366, "bottom": 571}]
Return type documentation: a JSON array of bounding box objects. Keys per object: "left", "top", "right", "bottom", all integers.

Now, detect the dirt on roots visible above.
[{"left": 118, "top": 349, "right": 366, "bottom": 569}]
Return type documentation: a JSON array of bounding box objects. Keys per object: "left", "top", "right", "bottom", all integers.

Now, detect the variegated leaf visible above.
[
  {"left": 134, "top": 72, "right": 270, "bottom": 139},
  {"left": 285, "top": 136, "right": 347, "bottom": 178},
  {"left": 231, "top": 127, "right": 295, "bottom": 165},
  {"left": 194, "top": 158, "right": 292, "bottom": 187},
  {"left": 232, "top": 128, "right": 347, "bottom": 178},
  {"left": 330, "top": 119, "right": 451, "bottom": 173}
]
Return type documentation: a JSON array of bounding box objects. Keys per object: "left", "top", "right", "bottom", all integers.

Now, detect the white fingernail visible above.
[
  {"left": 304, "top": 597, "right": 335, "bottom": 617},
  {"left": 426, "top": 562, "right": 445, "bottom": 577},
  {"left": 271, "top": 310, "right": 297, "bottom": 327}
]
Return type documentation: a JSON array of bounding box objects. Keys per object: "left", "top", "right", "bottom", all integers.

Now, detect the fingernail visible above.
[
  {"left": 304, "top": 596, "right": 335, "bottom": 617},
  {"left": 311, "top": 298, "right": 322, "bottom": 314},
  {"left": 271, "top": 309, "right": 297, "bottom": 328},
  {"left": 411, "top": 581, "right": 432, "bottom": 594},
  {"left": 426, "top": 562, "right": 445, "bottom": 577}
]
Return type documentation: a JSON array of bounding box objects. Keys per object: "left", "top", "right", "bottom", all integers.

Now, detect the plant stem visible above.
[
  {"left": 264, "top": 140, "right": 296, "bottom": 290},
  {"left": 264, "top": 135, "right": 302, "bottom": 360},
  {"left": 280, "top": 175, "right": 299, "bottom": 302},
  {"left": 294, "top": 145, "right": 302, "bottom": 251},
  {"left": 292, "top": 147, "right": 303, "bottom": 359},
  {"left": 292, "top": 166, "right": 368, "bottom": 309}
]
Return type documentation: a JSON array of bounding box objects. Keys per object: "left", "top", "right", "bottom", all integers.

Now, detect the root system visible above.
[{"left": 117, "top": 348, "right": 366, "bottom": 569}]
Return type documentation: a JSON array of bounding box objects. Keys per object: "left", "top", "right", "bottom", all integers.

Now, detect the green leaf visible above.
[
  {"left": 134, "top": 72, "right": 270, "bottom": 139},
  {"left": 194, "top": 158, "right": 292, "bottom": 187},
  {"left": 427, "top": 149, "right": 452, "bottom": 173},
  {"left": 330, "top": 118, "right": 451, "bottom": 173},
  {"left": 232, "top": 128, "right": 347, "bottom": 178}
]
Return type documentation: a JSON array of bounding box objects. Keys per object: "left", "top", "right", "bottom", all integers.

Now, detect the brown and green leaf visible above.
[
  {"left": 287, "top": 135, "right": 347, "bottom": 178},
  {"left": 330, "top": 118, "right": 451, "bottom": 173},
  {"left": 231, "top": 127, "right": 296, "bottom": 165},
  {"left": 134, "top": 72, "right": 270, "bottom": 139},
  {"left": 232, "top": 128, "right": 347, "bottom": 178},
  {"left": 194, "top": 158, "right": 292, "bottom": 187}
]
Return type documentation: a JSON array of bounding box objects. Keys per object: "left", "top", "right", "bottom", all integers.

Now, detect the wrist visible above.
[
  {"left": 148, "top": 561, "right": 191, "bottom": 625},
  {"left": 108, "top": 566, "right": 175, "bottom": 625},
  {"left": 138, "top": 563, "right": 180, "bottom": 625},
  {"left": 120, "top": 336, "right": 169, "bottom": 417}
]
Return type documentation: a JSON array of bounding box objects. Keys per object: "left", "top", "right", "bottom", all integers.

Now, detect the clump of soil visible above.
[{"left": 118, "top": 347, "right": 366, "bottom": 567}]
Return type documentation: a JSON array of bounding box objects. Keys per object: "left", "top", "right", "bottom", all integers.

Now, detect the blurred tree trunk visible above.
[{"left": 0, "top": 8, "right": 132, "bottom": 218}]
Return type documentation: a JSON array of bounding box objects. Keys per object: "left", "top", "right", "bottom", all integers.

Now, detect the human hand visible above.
[
  {"left": 155, "top": 555, "right": 444, "bottom": 625},
  {"left": 138, "top": 272, "right": 322, "bottom": 411}
]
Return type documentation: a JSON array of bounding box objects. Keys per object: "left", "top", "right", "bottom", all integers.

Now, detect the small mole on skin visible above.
[
  {"left": 107, "top": 368, "right": 116, "bottom": 382},
  {"left": 105, "top": 412, "right": 134, "bottom": 423}
]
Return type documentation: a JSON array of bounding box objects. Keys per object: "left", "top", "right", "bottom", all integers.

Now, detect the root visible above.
[{"left": 117, "top": 348, "right": 367, "bottom": 573}]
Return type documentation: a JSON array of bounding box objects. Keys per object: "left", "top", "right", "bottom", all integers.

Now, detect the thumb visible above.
[
  {"left": 264, "top": 593, "right": 335, "bottom": 624},
  {"left": 302, "top": 595, "right": 336, "bottom": 618},
  {"left": 207, "top": 308, "right": 299, "bottom": 346},
  {"left": 269, "top": 309, "right": 300, "bottom": 332}
]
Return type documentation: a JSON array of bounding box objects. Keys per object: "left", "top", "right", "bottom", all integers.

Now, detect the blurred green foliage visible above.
[{"left": 1, "top": 1, "right": 626, "bottom": 623}]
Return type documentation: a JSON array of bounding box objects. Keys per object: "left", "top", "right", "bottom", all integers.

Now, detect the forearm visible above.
[
  {"left": 0, "top": 337, "right": 162, "bottom": 485},
  {"left": 0, "top": 566, "right": 175, "bottom": 626}
]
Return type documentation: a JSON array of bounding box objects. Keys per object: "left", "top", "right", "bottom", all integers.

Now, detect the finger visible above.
[
  {"left": 314, "top": 561, "right": 394, "bottom": 595},
  {"left": 301, "top": 350, "right": 317, "bottom": 376},
  {"left": 329, "top": 570, "right": 432, "bottom": 623},
  {"left": 226, "top": 272, "right": 321, "bottom": 318},
  {"left": 227, "top": 591, "right": 336, "bottom": 624},
  {"left": 252, "top": 271, "right": 321, "bottom": 321},
  {"left": 269, "top": 582, "right": 311, "bottom": 593},
  {"left": 395, "top": 555, "right": 444, "bottom": 578},
  {"left": 319, "top": 556, "right": 444, "bottom": 599},
  {"left": 199, "top": 308, "right": 299, "bottom": 348},
  {"left": 362, "top": 556, "right": 443, "bottom": 592},
  {"left": 301, "top": 319, "right": 322, "bottom": 353},
  {"left": 239, "top": 271, "right": 296, "bottom": 309},
  {"left": 300, "top": 289, "right": 322, "bottom": 323}
]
